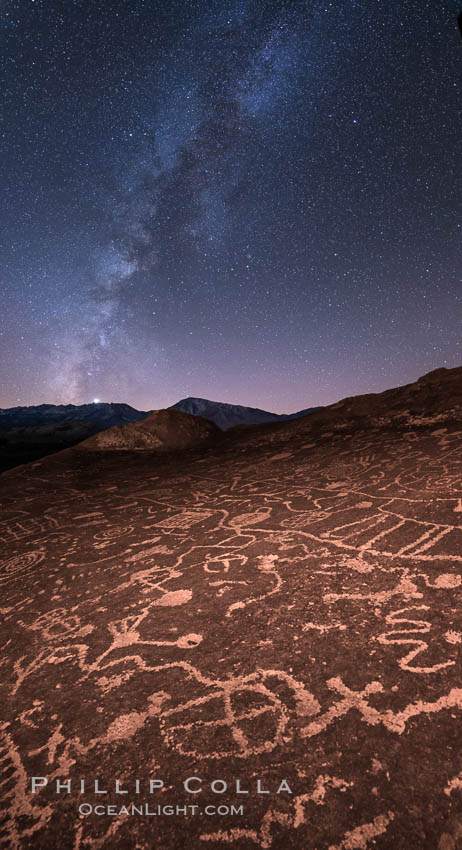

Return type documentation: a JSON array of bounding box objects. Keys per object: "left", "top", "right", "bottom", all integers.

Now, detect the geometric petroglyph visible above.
[
  {"left": 1, "top": 388, "right": 462, "bottom": 848},
  {"left": 159, "top": 668, "right": 319, "bottom": 759},
  {"left": 0, "top": 549, "right": 45, "bottom": 585}
]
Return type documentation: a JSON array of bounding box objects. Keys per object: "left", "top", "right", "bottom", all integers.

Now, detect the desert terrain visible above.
[{"left": 1, "top": 367, "right": 462, "bottom": 849}]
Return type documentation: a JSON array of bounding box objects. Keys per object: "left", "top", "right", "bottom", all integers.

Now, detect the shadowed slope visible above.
[
  {"left": 0, "top": 366, "right": 462, "bottom": 850},
  {"left": 0, "top": 402, "right": 150, "bottom": 472},
  {"left": 78, "top": 408, "right": 222, "bottom": 451}
]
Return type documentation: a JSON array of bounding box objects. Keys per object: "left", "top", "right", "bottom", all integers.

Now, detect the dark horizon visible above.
[
  {"left": 2, "top": 1, "right": 461, "bottom": 413},
  {"left": 2, "top": 340, "right": 462, "bottom": 849},
  {"left": 1, "top": 360, "right": 461, "bottom": 417}
]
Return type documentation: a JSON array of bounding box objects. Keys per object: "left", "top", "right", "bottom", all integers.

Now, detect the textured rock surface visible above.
[
  {"left": 1, "top": 366, "right": 462, "bottom": 849},
  {"left": 78, "top": 408, "right": 221, "bottom": 451}
]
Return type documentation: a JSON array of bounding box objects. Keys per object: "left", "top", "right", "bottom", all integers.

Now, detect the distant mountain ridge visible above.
[
  {"left": 168, "top": 397, "right": 321, "bottom": 430},
  {"left": 0, "top": 402, "right": 148, "bottom": 429},
  {"left": 2, "top": 366, "right": 462, "bottom": 850},
  {"left": 0, "top": 403, "right": 150, "bottom": 472},
  {"left": 0, "top": 398, "right": 321, "bottom": 434},
  {"left": 1, "top": 367, "right": 461, "bottom": 473},
  {"left": 0, "top": 397, "right": 320, "bottom": 472}
]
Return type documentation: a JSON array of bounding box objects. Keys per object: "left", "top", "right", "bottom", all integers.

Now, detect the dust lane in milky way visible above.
[{"left": 1, "top": 0, "right": 461, "bottom": 411}]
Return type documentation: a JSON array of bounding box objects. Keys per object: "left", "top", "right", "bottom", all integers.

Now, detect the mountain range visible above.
[
  {"left": 0, "top": 397, "right": 321, "bottom": 471},
  {"left": 2, "top": 367, "right": 460, "bottom": 473},
  {"left": 0, "top": 401, "right": 147, "bottom": 429},
  {"left": 170, "top": 396, "right": 320, "bottom": 429},
  {"left": 1, "top": 365, "right": 462, "bottom": 849}
]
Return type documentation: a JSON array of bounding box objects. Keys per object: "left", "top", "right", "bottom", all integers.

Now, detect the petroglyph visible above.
[
  {"left": 328, "top": 811, "right": 395, "bottom": 850},
  {"left": 377, "top": 606, "right": 456, "bottom": 673},
  {"left": 1, "top": 370, "right": 462, "bottom": 847},
  {"left": 0, "top": 724, "right": 53, "bottom": 849}
]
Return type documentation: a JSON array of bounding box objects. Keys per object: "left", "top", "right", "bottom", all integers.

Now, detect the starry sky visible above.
[{"left": 1, "top": 0, "right": 461, "bottom": 413}]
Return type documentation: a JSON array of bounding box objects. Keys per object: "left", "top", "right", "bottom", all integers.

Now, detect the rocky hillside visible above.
[
  {"left": 78, "top": 408, "right": 221, "bottom": 451},
  {"left": 1, "top": 365, "right": 462, "bottom": 849}
]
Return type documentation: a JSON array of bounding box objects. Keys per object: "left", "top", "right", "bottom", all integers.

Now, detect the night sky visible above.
[{"left": 1, "top": 0, "right": 461, "bottom": 413}]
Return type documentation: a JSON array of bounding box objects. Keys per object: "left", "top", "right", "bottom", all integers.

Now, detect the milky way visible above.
[{"left": 1, "top": 0, "right": 461, "bottom": 411}]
